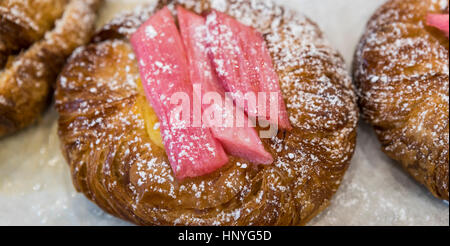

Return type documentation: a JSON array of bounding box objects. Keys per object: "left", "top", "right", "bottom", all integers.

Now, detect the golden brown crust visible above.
[
  {"left": 0, "top": 0, "right": 69, "bottom": 58},
  {"left": 0, "top": 0, "right": 103, "bottom": 137},
  {"left": 56, "top": 0, "right": 358, "bottom": 225},
  {"left": 353, "top": 0, "right": 449, "bottom": 200}
]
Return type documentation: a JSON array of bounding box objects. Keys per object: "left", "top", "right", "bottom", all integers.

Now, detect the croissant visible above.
[
  {"left": 353, "top": 0, "right": 449, "bottom": 200},
  {"left": 56, "top": 0, "right": 358, "bottom": 225},
  {"left": 0, "top": 0, "right": 102, "bottom": 137}
]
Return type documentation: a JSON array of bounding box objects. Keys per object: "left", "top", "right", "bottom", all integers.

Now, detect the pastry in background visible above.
[
  {"left": 0, "top": 0, "right": 103, "bottom": 137},
  {"left": 0, "top": 0, "right": 68, "bottom": 67},
  {"left": 353, "top": 0, "right": 449, "bottom": 200}
]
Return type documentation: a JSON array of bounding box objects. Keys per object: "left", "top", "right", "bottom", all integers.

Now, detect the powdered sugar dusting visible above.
[
  {"left": 0, "top": 0, "right": 101, "bottom": 136},
  {"left": 56, "top": 0, "right": 358, "bottom": 225},
  {"left": 354, "top": 0, "right": 449, "bottom": 200}
]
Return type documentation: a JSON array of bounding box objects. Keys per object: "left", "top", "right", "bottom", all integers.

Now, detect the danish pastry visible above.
[
  {"left": 0, "top": 0, "right": 102, "bottom": 137},
  {"left": 353, "top": 0, "right": 449, "bottom": 200},
  {"left": 56, "top": 0, "right": 358, "bottom": 225}
]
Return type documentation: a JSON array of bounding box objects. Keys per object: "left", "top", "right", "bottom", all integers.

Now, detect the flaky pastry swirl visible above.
[
  {"left": 353, "top": 0, "right": 449, "bottom": 200},
  {"left": 56, "top": 0, "right": 358, "bottom": 225}
]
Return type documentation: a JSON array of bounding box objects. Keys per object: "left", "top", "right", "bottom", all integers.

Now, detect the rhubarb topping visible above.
[
  {"left": 130, "top": 7, "right": 229, "bottom": 180},
  {"left": 177, "top": 6, "right": 273, "bottom": 165},
  {"left": 206, "top": 10, "right": 292, "bottom": 130},
  {"left": 426, "top": 14, "right": 449, "bottom": 38}
]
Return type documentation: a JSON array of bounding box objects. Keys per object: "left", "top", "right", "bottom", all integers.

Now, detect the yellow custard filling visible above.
[{"left": 136, "top": 79, "right": 164, "bottom": 148}]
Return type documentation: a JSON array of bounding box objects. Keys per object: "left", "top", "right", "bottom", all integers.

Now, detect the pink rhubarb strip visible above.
[
  {"left": 206, "top": 9, "right": 292, "bottom": 130},
  {"left": 130, "top": 7, "right": 229, "bottom": 180},
  {"left": 177, "top": 6, "right": 273, "bottom": 165},
  {"left": 426, "top": 14, "right": 449, "bottom": 38}
]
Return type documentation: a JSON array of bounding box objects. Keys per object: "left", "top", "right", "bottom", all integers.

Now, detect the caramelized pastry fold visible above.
[
  {"left": 353, "top": 0, "right": 449, "bottom": 200},
  {"left": 0, "top": 0, "right": 103, "bottom": 137}
]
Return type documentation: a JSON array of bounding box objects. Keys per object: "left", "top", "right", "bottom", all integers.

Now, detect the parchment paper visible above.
[{"left": 0, "top": 0, "right": 448, "bottom": 226}]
